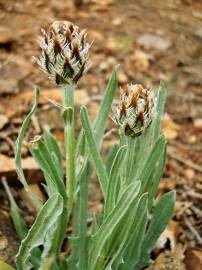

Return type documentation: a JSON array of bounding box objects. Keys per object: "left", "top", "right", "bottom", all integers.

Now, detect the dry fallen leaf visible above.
[{"left": 184, "top": 248, "right": 202, "bottom": 270}]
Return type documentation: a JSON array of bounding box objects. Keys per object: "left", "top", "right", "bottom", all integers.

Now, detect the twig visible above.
[
  {"left": 167, "top": 147, "right": 202, "bottom": 173},
  {"left": 184, "top": 217, "right": 202, "bottom": 245}
]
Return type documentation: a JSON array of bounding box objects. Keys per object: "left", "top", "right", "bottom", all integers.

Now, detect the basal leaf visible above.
[{"left": 16, "top": 194, "right": 63, "bottom": 270}]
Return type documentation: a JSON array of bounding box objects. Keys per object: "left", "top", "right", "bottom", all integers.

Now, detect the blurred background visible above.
[{"left": 0, "top": 0, "right": 202, "bottom": 268}]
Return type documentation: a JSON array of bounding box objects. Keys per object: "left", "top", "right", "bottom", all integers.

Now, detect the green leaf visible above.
[
  {"left": 93, "top": 68, "right": 117, "bottom": 148},
  {"left": 44, "top": 128, "right": 63, "bottom": 179},
  {"left": 104, "top": 145, "right": 127, "bottom": 219},
  {"left": 135, "top": 192, "right": 175, "bottom": 269},
  {"left": 152, "top": 82, "right": 166, "bottom": 141},
  {"left": 119, "top": 194, "right": 148, "bottom": 270},
  {"left": 15, "top": 87, "right": 42, "bottom": 208},
  {"left": 2, "top": 179, "right": 27, "bottom": 241},
  {"left": 106, "top": 143, "right": 119, "bottom": 176},
  {"left": 139, "top": 135, "right": 166, "bottom": 194},
  {"left": 29, "top": 139, "right": 68, "bottom": 257},
  {"left": 88, "top": 181, "right": 141, "bottom": 270},
  {"left": 142, "top": 191, "right": 175, "bottom": 254},
  {"left": 148, "top": 146, "right": 166, "bottom": 209},
  {"left": 80, "top": 107, "right": 109, "bottom": 198},
  {"left": 16, "top": 194, "right": 63, "bottom": 270},
  {"left": 29, "top": 139, "right": 66, "bottom": 200},
  {"left": 106, "top": 193, "right": 147, "bottom": 269},
  {"left": 76, "top": 69, "right": 117, "bottom": 159}
]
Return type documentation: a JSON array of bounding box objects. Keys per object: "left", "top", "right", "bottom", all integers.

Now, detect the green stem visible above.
[{"left": 63, "top": 84, "right": 75, "bottom": 215}]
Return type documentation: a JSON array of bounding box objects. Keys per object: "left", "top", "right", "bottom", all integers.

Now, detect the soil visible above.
[{"left": 0, "top": 0, "right": 202, "bottom": 268}]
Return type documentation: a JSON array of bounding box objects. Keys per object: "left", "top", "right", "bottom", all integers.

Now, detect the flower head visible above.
[
  {"left": 115, "top": 84, "right": 155, "bottom": 137},
  {"left": 35, "top": 21, "right": 90, "bottom": 85}
]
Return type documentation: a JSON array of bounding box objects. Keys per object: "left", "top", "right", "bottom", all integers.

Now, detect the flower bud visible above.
[
  {"left": 35, "top": 21, "right": 90, "bottom": 85},
  {"left": 115, "top": 84, "right": 155, "bottom": 137}
]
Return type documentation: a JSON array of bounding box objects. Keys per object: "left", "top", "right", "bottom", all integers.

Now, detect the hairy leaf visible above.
[{"left": 16, "top": 194, "right": 63, "bottom": 270}]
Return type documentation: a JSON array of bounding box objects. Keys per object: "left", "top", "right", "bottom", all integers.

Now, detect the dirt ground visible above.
[{"left": 0, "top": 0, "right": 202, "bottom": 268}]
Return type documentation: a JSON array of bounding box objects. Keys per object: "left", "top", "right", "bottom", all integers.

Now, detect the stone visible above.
[
  {"left": 137, "top": 33, "right": 171, "bottom": 51},
  {"left": 195, "top": 28, "right": 202, "bottom": 39},
  {"left": 0, "top": 79, "right": 19, "bottom": 94},
  {"left": 194, "top": 118, "right": 202, "bottom": 130}
]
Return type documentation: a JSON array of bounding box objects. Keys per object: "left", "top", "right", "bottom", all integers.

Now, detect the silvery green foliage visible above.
[
  {"left": 10, "top": 21, "right": 175, "bottom": 270},
  {"left": 114, "top": 84, "right": 155, "bottom": 137},
  {"left": 35, "top": 21, "right": 90, "bottom": 85}
]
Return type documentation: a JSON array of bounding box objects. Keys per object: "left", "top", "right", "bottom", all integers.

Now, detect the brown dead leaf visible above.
[{"left": 184, "top": 248, "right": 202, "bottom": 270}]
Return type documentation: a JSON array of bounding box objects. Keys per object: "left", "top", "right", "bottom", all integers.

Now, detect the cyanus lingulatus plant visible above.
[{"left": 2, "top": 20, "right": 175, "bottom": 270}]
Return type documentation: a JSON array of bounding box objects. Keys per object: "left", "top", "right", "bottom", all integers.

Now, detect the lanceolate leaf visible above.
[
  {"left": 142, "top": 191, "right": 176, "bottom": 254},
  {"left": 76, "top": 69, "right": 117, "bottom": 158},
  {"left": 148, "top": 145, "right": 166, "bottom": 209},
  {"left": 16, "top": 194, "right": 63, "bottom": 270},
  {"left": 119, "top": 194, "right": 148, "bottom": 270},
  {"left": 80, "top": 107, "right": 109, "bottom": 198},
  {"left": 15, "top": 88, "right": 41, "bottom": 209},
  {"left": 104, "top": 145, "right": 127, "bottom": 219},
  {"left": 139, "top": 135, "right": 166, "bottom": 194},
  {"left": 93, "top": 68, "right": 117, "bottom": 148},
  {"left": 106, "top": 193, "right": 148, "bottom": 269},
  {"left": 136, "top": 191, "right": 176, "bottom": 270},
  {"left": 44, "top": 128, "right": 63, "bottom": 179},
  {"left": 105, "top": 143, "right": 119, "bottom": 176},
  {"left": 88, "top": 181, "right": 141, "bottom": 270}
]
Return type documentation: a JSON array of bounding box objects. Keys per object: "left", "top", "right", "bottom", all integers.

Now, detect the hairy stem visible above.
[{"left": 63, "top": 84, "right": 75, "bottom": 215}]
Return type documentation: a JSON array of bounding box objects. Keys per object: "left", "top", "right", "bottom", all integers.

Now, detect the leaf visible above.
[
  {"left": 80, "top": 107, "right": 109, "bottom": 198},
  {"left": 93, "top": 68, "right": 117, "bottom": 148},
  {"left": 142, "top": 191, "right": 176, "bottom": 254},
  {"left": 75, "top": 69, "right": 117, "bottom": 158},
  {"left": 148, "top": 146, "right": 166, "bottom": 209},
  {"left": 88, "top": 181, "right": 141, "bottom": 270},
  {"left": 16, "top": 194, "right": 63, "bottom": 270},
  {"left": 29, "top": 139, "right": 66, "bottom": 200},
  {"left": 104, "top": 145, "right": 127, "bottom": 219},
  {"left": 119, "top": 194, "right": 148, "bottom": 270},
  {"left": 139, "top": 135, "right": 166, "bottom": 194},
  {"left": 105, "top": 143, "right": 119, "bottom": 176},
  {"left": 106, "top": 193, "right": 148, "bottom": 269},
  {"left": 30, "top": 139, "right": 68, "bottom": 257},
  {"left": 44, "top": 128, "right": 63, "bottom": 179},
  {"left": 135, "top": 191, "right": 176, "bottom": 269},
  {"left": 151, "top": 82, "right": 166, "bottom": 141},
  {"left": 15, "top": 87, "right": 42, "bottom": 208},
  {"left": 2, "top": 178, "right": 27, "bottom": 240}
]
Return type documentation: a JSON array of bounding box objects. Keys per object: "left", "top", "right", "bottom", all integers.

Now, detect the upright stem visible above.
[{"left": 63, "top": 84, "right": 75, "bottom": 215}]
